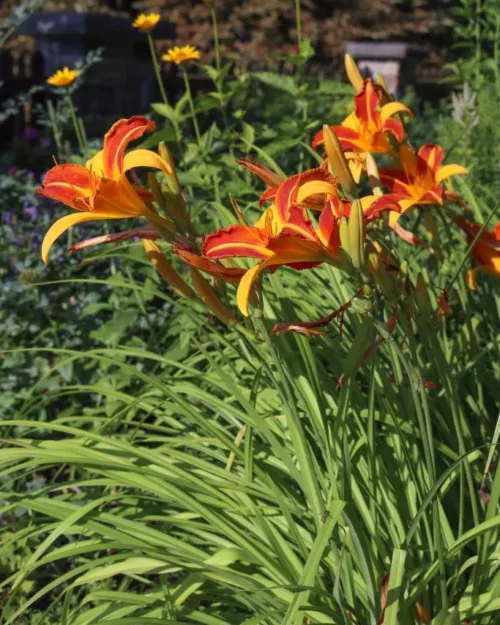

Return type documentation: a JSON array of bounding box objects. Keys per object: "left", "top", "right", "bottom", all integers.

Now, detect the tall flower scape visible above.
[{"left": 39, "top": 54, "right": 498, "bottom": 331}]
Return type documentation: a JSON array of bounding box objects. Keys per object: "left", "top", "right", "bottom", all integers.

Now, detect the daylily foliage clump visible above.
[
  {"left": 5, "top": 7, "right": 500, "bottom": 624},
  {"left": 39, "top": 54, "right": 498, "bottom": 329}
]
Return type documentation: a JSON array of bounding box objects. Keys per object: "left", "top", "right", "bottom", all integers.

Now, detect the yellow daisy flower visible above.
[
  {"left": 132, "top": 13, "right": 161, "bottom": 31},
  {"left": 162, "top": 46, "right": 200, "bottom": 65},
  {"left": 46, "top": 67, "right": 80, "bottom": 88}
]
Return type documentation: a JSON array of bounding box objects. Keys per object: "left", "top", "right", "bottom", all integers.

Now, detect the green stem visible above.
[
  {"left": 295, "top": 0, "right": 302, "bottom": 54},
  {"left": 181, "top": 66, "right": 202, "bottom": 149},
  {"left": 209, "top": 6, "right": 231, "bottom": 149},
  {"left": 66, "top": 93, "right": 86, "bottom": 156},
  {"left": 475, "top": 0, "right": 481, "bottom": 89},
  {"left": 46, "top": 98, "right": 63, "bottom": 161},
  {"left": 210, "top": 7, "right": 221, "bottom": 76},
  {"left": 147, "top": 32, "right": 169, "bottom": 106}
]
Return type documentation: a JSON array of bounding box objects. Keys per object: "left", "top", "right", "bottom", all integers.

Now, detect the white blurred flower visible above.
[{"left": 451, "top": 83, "right": 479, "bottom": 128}]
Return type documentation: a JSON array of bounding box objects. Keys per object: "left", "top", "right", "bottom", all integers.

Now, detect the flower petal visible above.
[
  {"left": 388, "top": 198, "right": 416, "bottom": 227},
  {"left": 311, "top": 128, "right": 325, "bottom": 149},
  {"left": 123, "top": 149, "right": 172, "bottom": 177},
  {"left": 236, "top": 235, "right": 330, "bottom": 316},
  {"left": 399, "top": 143, "right": 419, "bottom": 178},
  {"left": 42, "top": 211, "right": 124, "bottom": 263},
  {"left": 361, "top": 194, "right": 402, "bottom": 222},
  {"left": 392, "top": 220, "right": 435, "bottom": 253},
  {"left": 237, "top": 158, "right": 284, "bottom": 187},
  {"left": 282, "top": 206, "right": 318, "bottom": 241},
  {"left": 380, "top": 101, "right": 412, "bottom": 123},
  {"left": 332, "top": 125, "right": 369, "bottom": 151},
  {"left": 275, "top": 168, "right": 336, "bottom": 222},
  {"left": 383, "top": 117, "right": 405, "bottom": 142},
  {"left": 174, "top": 247, "right": 245, "bottom": 283},
  {"left": 203, "top": 224, "right": 271, "bottom": 259},
  {"left": 237, "top": 262, "right": 267, "bottom": 316},
  {"left": 102, "top": 116, "right": 155, "bottom": 179},
  {"left": 318, "top": 201, "right": 341, "bottom": 252},
  {"left": 466, "top": 268, "right": 479, "bottom": 290},
  {"left": 259, "top": 187, "right": 278, "bottom": 207},
  {"left": 69, "top": 228, "right": 159, "bottom": 253},
  {"left": 91, "top": 175, "right": 150, "bottom": 216},
  {"left": 417, "top": 144, "right": 444, "bottom": 173},
  {"left": 37, "top": 164, "right": 93, "bottom": 210},
  {"left": 144, "top": 240, "right": 196, "bottom": 299},
  {"left": 274, "top": 174, "right": 301, "bottom": 223},
  {"left": 295, "top": 180, "right": 337, "bottom": 204},
  {"left": 86, "top": 149, "right": 105, "bottom": 176},
  {"left": 435, "top": 164, "right": 469, "bottom": 183},
  {"left": 354, "top": 80, "right": 380, "bottom": 131}
]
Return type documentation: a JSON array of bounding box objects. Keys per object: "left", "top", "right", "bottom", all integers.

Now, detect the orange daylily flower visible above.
[
  {"left": 38, "top": 116, "right": 174, "bottom": 263},
  {"left": 379, "top": 143, "right": 468, "bottom": 228},
  {"left": 312, "top": 79, "right": 412, "bottom": 155},
  {"left": 455, "top": 217, "right": 500, "bottom": 289},
  {"left": 176, "top": 170, "right": 399, "bottom": 316},
  {"left": 238, "top": 159, "right": 337, "bottom": 211}
]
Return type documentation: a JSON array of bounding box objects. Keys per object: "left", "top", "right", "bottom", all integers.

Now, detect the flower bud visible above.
[
  {"left": 376, "top": 73, "right": 391, "bottom": 105},
  {"left": 348, "top": 199, "right": 365, "bottom": 270},
  {"left": 154, "top": 145, "right": 190, "bottom": 233},
  {"left": 415, "top": 272, "right": 431, "bottom": 315},
  {"left": 190, "top": 268, "right": 237, "bottom": 326},
  {"left": 148, "top": 172, "right": 167, "bottom": 212},
  {"left": 345, "top": 54, "right": 363, "bottom": 92},
  {"left": 158, "top": 142, "right": 181, "bottom": 195},
  {"left": 143, "top": 240, "right": 196, "bottom": 300},
  {"left": 339, "top": 216, "right": 350, "bottom": 256},
  {"left": 323, "top": 125, "right": 357, "bottom": 197}
]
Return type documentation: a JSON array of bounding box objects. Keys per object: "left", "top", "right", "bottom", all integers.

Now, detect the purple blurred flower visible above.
[
  {"left": 24, "top": 206, "right": 38, "bottom": 221},
  {"left": 3, "top": 211, "right": 13, "bottom": 225},
  {"left": 23, "top": 127, "right": 39, "bottom": 141}
]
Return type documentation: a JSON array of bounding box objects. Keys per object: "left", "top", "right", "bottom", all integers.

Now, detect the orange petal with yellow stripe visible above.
[
  {"left": 102, "top": 116, "right": 156, "bottom": 179},
  {"left": 203, "top": 225, "right": 271, "bottom": 259},
  {"left": 354, "top": 80, "right": 380, "bottom": 132},
  {"left": 417, "top": 144, "right": 444, "bottom": 173},
  {"left": 37, "top": 164, "right": 93, "bottom": 210},
  {"left": 236, "top": 235, "right": 330, "bottom": 316}
]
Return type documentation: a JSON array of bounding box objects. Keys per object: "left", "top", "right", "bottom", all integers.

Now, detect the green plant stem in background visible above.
[
  {"left": 46, "top": 98, "right": 63, "bottom": 160},
  {"left": 147, "top": 32, "right": 169, "bottom": 107},
  {"left": 208, "top": 5, "right": 230, "bottom": 138},
  {"left": 295, "top": 0, "right": 302, "bottom": 55},
  {"left": 66, "top": 94, "right": 86, "bottom": 156},
  {"left": 210, "top": 7, "right": 221, "bottom": 76},
  {"left": 181, "top": 66, "right": 203, "bottom": 149},
  {"left": 475, "top": 0, "right": 481, "bottom": 88}
]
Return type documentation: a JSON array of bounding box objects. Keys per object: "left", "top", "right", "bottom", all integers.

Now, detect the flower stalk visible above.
[
  {"left": 181, "top": 66, "right": 203, "bottom": 149},
  {"left": 147, "top": 32, "right": 170, "bottom": 107}
]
